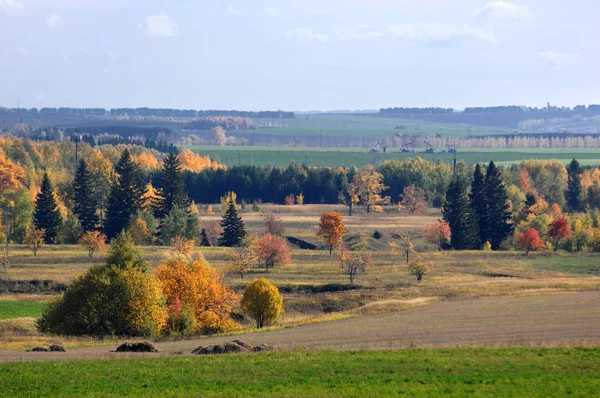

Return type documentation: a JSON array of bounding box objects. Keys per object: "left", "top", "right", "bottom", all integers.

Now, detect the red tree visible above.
[
  {"left": 548, "top": 217, "right": 571, "bottom": 251},
  {"left": 423, "top": 221, "right": 451, "bottom": 251},
  {"left": 516, "top": 228, "right": 544, "bottom": 255},
  {"left": 255, "top": 233, "right": 292, "bottom": 271}
]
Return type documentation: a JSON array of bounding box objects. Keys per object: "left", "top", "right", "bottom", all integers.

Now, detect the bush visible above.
[
  {"left": 241, "top": 278, "right": 283, "bottom": 328},
  {"left": 372, "top": 230, "right": 383, "bottom": 240}
]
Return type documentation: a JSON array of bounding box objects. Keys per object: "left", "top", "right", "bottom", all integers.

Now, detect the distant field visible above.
[
  {"left": 0, "top": 301, "right": 46, "bottom": 320},
  {"left": 186, "top": 145, "right": 600, "bottom": 167},
  {"left": 251, "top": 114, "right": 509, "bottom": 138},
  {"left": 2, "top": 349, "right": 599, "bottom": 397}
]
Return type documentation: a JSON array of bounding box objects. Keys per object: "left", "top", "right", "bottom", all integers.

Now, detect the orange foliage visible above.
[
  {"left": 0, "top": 155, "right": 26, "bottom": 195},
  {"left": 155, "top": 257, "right": 238, "bottom": 333},
  {"left": 317, "top": 212, "right": 347, "bottom": 254},
  {"left": 178, "top": 149, "right": 225, "bottom": 172},
  {"left": 549, "top": 203, "right": 562, "bottom": 217},
  {"left": 136, "top": 152, "right": 161, "bottom": 171},
  {"left": 255, "top": 233, "right": 291, "bottom": 270},
  {"left": 516, "top": 228, "right": 544, "bottom": 255},
  {"left": 548, "top": 217, "right": 571, "bottom": 251},
  {"left": 519, "top": 166, "right": 532, "bottom": 192},
  {"left": 423, "top": 221, "right": 451, "bottom": 251}
]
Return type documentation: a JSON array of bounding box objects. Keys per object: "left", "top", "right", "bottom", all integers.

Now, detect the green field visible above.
[
  {"left": 186, "top": 145, "right": 600, "bottom": 168},
  {"left": 0, "top": 301, "right": 46, "bottom": 320},
  {"left": 2, "top": 349, "right": 599, "bottom": 397}
]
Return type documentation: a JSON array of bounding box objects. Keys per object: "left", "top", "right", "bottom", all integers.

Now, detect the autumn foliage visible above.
[
  {"left": 423, "top": 221, "right": 451, "bottom": 251},
  {"left": 398, "top": 185, "right": 428, "bottom": 215},
  {"left": 241, "top": 278, "right": 283, "bottom": 328},
  {"left": 516, "top": 228, "right": 544, "bottom": 255},
  {"left": 548, "top": 217, "right": 571, "bottom": 251},
  {"left": 255, "top": 233, "right": 292, "bottom": 271},
  {"left": 317, "top": 212, "right": 347, "bottom": 254},
  {"left": 79, "top": 231, "right": 107, "bottom": 258}
]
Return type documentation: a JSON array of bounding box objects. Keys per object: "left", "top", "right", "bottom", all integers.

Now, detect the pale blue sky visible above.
[{"left": 1, "top": 0, "right": 598, "bottom": 111}]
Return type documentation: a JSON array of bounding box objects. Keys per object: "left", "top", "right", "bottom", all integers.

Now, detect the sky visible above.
[{"left": 0, "top": 0, "right": 599, "bottom": 111}]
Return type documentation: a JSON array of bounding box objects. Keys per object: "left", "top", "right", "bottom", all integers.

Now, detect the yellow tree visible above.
[
  {"left": 339, "top": 182, "right": 360, "bottom": 216},
  {"left": 353, "top": 164, "right": 390, "bottom": 213},
  {"left": 317, "top": 212, "right": 347, "bottom": 255},
  {"left": 228, "top": 234, "right": 258, "bottom": 280},
  {"left": 241, "top": 278, "right": 283, "bottom": 328},
  {"left": 24, "top": 228, "right": 45, "bottom": 256}
]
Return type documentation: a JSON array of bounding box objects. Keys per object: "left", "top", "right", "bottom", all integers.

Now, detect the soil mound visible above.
[
  {"left": 115, "top": 342, "right": 158, "bottom": 353},
  {"left": 191, "top": 340, "right": 275, "bottom": 355},
  {"left": 26, "top": 346, "right": 48, "bottom": 352},
  {"left": 49, "top": 344, "right": 66, "bottom": 352}
]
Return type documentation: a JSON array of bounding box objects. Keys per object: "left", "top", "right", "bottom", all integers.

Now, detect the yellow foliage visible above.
[
  {"left": 241, "top": 278, "right": 283, "bottom": 328},
  {"left": 0, "top": 155, "right": 26, "bottom": 195},
  {"left": 178, "top": 149, "right": 225, "bottom": 172},
  {"left": 120, "top": 268, "right": 168, "bottom": 336},
  {"left": 136, "top": 152, "right": 161, "bottom": 171}
]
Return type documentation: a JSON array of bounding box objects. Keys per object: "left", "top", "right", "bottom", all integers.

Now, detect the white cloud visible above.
[
  {"left": 335, "top": 25, "right": 385, "bottom": 40},
  {"left": 475, "top": 1, "right": 531, "bottom": 19},
  {"left": 286, "top": 28, "right": 329, "bottom": 43},
  {"left": 45, "top": 14, "right": 64, "bottom": 28},
  {"left": 540, "top": 51, "right": 580, "bottom": 68},
  {"left": 143, "top": 12, "right": 177, "bottom": 37},
  {"left": 264, "top": 7, "right": 278, "bottom": 17},
  {"left": 0, "top": 0, "right": 24, "bottom": 16},
  {"left": 387, "top": 23, "right": 496, "bottom": 44}
]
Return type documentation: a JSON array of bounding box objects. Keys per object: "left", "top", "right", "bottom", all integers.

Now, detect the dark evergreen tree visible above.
[
  {"left": 442, "top": 178, "right": 478, "bottom": 250},
  {"left": 34, "top": 173, "right": 63, "bottom": 243},
  {"left": 219, "top": 201, "right": 246, "bottom": 246},
  {"left": 565, "top": 159, "right": 583, "bottom": 212},
  {"left": 104, "top": 149, "right": 146, "bottom": 241},
  {"left": 200, "top": 228, "right": 210, "bottom": 246},
  {"left": 484, "top": 161, "right": 513, "bottom": 250},
  {"left": 524, "top": 192, "right": 537, "bottom": 209},
  {"left": 73, "top": 159, "right": 99, "bottom": 233},
  {"left": 470, "top": 163, "right": 487, "bottom": 248},
  {"left": 154, "top": 152, "right": 189, "bottom": 219}
]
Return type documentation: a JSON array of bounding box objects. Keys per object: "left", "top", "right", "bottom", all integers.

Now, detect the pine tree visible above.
[
  {"left": 442, "top": 178, "right": 478, "bottom": 250},
  {"left": 104, "top": 149, "right": 146, "bottom": 241},
  {"left": 200, "top": 228, "right": 210, "bottom": 246},
  {"left": 34, "top": 173, "right": 62, "bottom": 243},
  {"left": 470, "top": 164, "right": 487, "bottom": 248},
  {"left": 485, "top": 161, "right": 513, "bottom": 250},
  {"left": 73, "top": 159, "right": 99, "bottom": 233},
  {"left": 565, "top": 159, "right": 583, "bottom": 212},
  {"left": 154, "top": 152, "right": 189, "bottom": 219},
  {"left": 219, "top": 201, "right": 246, "bottom": 246}
]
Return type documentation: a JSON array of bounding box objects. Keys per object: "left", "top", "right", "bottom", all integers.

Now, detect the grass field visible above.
[
  {"left": 2, "top": 349, "right": 599, "bottom": 397},
  {"left": 185, "top": 145, "right": 600, "bottom": 168},
  {"left": 0, "top": 301, "right": 46, "bottom": 320}
]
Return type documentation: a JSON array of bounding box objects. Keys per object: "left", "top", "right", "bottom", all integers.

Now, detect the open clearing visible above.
[{"left": 1, "top": 291, "right": 599, "bottom": 363}]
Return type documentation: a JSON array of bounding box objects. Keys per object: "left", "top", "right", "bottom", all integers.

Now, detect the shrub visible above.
[
  {"left": 408, "top": 258, "right": 432, "bottom": 283},
  {"left": 79, "top": 231, "right": 107, "bottom": 258},
  {"left": 372, "top": 230, "right": 383, "bottom": 240},
  {"left": 241, "top": 278, "right": 283, "bottom": 328}
]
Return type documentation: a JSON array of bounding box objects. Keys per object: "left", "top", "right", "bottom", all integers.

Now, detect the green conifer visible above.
[
  {"left": 33, "top": 173, "right": 63, "bottom": 243},
  {"left": 219, "top": 201, "right": 246, "bottom": 246},
  {"left": 73, "top": 159, "right": 99, "bottom": 233}
]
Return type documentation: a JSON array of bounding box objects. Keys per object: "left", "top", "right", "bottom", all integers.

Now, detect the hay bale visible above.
[
  {"left": 26, "top": 346, "right": 48, "bottom": 352},
  {"left": 191, "top": 341, "right": 249, "bottom": 355},
  {"left": 252, "top": 344, "right": 275, "bottom": 352},
  {"left": 115, "top": 342, "right": 158, "bottom": 353},
  {"left": 49, "top": 344, "right": 66, "bottom": 352}
]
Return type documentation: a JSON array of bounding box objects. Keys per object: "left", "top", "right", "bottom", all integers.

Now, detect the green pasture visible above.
[
  {"left": 0, "top": 301, "right": 46, "bottom": 320},
  {"left": 2, "top": 349, "right": 599, "bottom": 397}
]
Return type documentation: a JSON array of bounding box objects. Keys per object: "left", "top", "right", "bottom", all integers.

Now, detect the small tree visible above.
[
  {"left": 391, "top": 234, "right": 414, "bottom": 263},
  {"left": 398, "top": 185, "right": 428, "bottom": 215},
  {"left": 241, "top": 278, "right": 283, "bottom": 328},
  {"left": 106, "top": 231, "right": 148, "bottom": 271},
  {"left": 24, "top": 228, "right": 45, "bottom": 256},
  {"left": 343, "top": 251, "right": 370, "bottom": 285},
  {"left": 548, "top": 217, "right": 571, "bottom": 251},
  {"left": 262, "top": 212, "right": 285, "bottom": 236},
  {"left": 79, "top": 230, "right": 107, "bottom": 258},
  {"left": 219, "top": 200, "right": 246, "bottom": 247},
  {"left": 284, "top": 194, "right": 295, "bottom": 206},
  {"left": 317, "top": 212, "right": 347, "bottom": 255},
  {"left": 408, "top": 256, "right": 432, "bottom": 283},
  {"left": 338, "top": 243, "right": 350, "bottom": 269},
  {"left": 205, "top": 221, "right": 223, "bottom": 247},
  {"left": 339, "top": 181, "right": 360, "bottom": 216},
  {"left": 423, "top": 221, "right": 451, "bottom": 251},
  {"left": 296, "top": 193, "right": 304, "bottom": 205},
  {"left": 229, "top": 234, "right": 258, "bottom": 280},
  {"left": 516, "top": 228, "right": 544, "bottom": 255},
  {"left": 171, "top": 236, "right": 196, "bottom": 255},
  {"left": 255, "top": 233, "right": 292, "bottom": 271}
]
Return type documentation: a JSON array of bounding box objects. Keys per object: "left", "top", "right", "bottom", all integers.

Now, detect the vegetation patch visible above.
[
  {"left": 0, "top": 279, "right": 67, "bottom": 295},
  {"left": 0, "top": 301, "right": 46, "bottom": 320}
]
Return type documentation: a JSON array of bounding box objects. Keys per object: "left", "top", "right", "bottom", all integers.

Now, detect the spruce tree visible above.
[
  {"left": 219, "top": 201, "right": 246, "bottom": 246},
  {"left": 104, "top": 149, "right": 146, "bottom": 241},
  {"left": 200, "top": 228, "right": 210, "bottom": 246},
  {"left": 154, "top": 152, "right": 189, "bottom": 219},
  {"left": 73, "top": 159, "right": 99, "bottom": 233},
  {"left": 470, "top": 163, "right": 487, "bottom": 248},
  {"left": 34, "top": 173, "right": 62, "bottom": 243},
  {"left": 485, "top": 161, "right": 513, "bottom": 250},
  {"left": 442, "top": 178, "right": 478, "bottom": 250},
  {"left": 565, "top": 159, "right": 583, "bottom": 212}
]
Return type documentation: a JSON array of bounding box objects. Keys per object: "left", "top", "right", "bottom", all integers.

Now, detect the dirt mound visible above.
[
  {"left": 26, "top": 346, "right": 48, "bottom": 352},
  {"left": 115, "top": 342, "right": 158, "bottom": 353},
  {"left": 191, "top": 340, "right": 275, "bottom": 355},
  {"left": 49, "top": 345, "right": 66, "bottom": 352}
]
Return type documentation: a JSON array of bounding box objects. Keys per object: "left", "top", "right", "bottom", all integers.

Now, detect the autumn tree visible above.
[
  {"left": 104, "top": 149, "right": 146, "bottom": 240},
  {"left": 296, "top": 193, "right": 304, "bottom": 205},
  {"left": 317, "top": 212, "right": 347, "bottom": 254},
  {"left": 398, "top": 185, "right": 428, "bottom": 215},
  {"left": 548, "top": 217, "right": 571, "bottom": 251},
  {"left": 228, "top": 234, "right": 258, "bottom": 280},
  {"left": 205, "top": 221, "right": 223, "bottom": 247},
  {"left": 339, "top": 178, "right": 360, "bottom": 216},
  {"left": 354, "top": 164, "right": 390, "bottom": 213},
  {"left": 170, "top": 236, "right": 196, "bottom": 255},
  {"left": 423, "top": 221, "right": 451, "bottom": 251},
  {"left": 24, "top": 228, "right": 45, "bottom": 256},
  {"left": 211, "top": 126, "right": 227, "bottom": 146},
  {"left": 73, "top": 159, "right": 99, "bottom": 233},
  {"left": 0, "top": 155, "right": 26, "bottom": 196},
  {"left": 337, "top": 243, "right": 349, "bottom": 269},
  {"left": 390, "top": 234, "right": 414, "bottom": 263},
  {"left": 33, "top": 173, "right": 62, "bottom": 244},
  {"left": 516, "top": 228, "right": 544, "bottom": 255},
  {"left": 79, "top": 230, "right": 107, "bottom": 258},
  {"left": 262, "top": 212, "right": 285, "bottom": 236},
  {"left": 408, "top": 256, "right": 432, "bottom": 283},
  {"left": 105, "top": 231, "right": 149, "bottom": 272},
  {"left": 156, "top": 256, "right": 238, "bottom": 334},
  {"left": 241, "top": 278, "right": 283, "bottom": 328},
  {"left": 255, "top": 233, "right": 291, "bottom": 271},
  {"left": 343, "top": 251, "right": 370, "bottom": 285}
]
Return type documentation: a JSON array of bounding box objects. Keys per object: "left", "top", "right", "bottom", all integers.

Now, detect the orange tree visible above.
[
  {"left": 423, "top": 221, "right": 451, "bottom": 251},
  {"left": 548, "top": 217, "right": 571, "bottom": 251},
  {"left": 255, "top": 233, "right": 291, "bottom": 271},
  {"left": 155, "top": 256, "right": 238, "bottom": 334},
  {"left": 317, "top": 212, "right": 347, "bottom": 255},
  {"left": 516, "top": 228, "right": 544, "bottom": 255},
  {"left": 79, "top": 230, "right": 107, "bottom": 258}
]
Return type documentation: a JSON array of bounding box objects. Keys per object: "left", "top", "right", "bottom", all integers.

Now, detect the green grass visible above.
[
  {"left": 527, "top": 254, "right": 600, "bottom": 276},
  {"left": 0, "top": 301, "right": 46, "bottom": 320},
  {"left": 186, "top": 145, "right": 600, "bottom": 168},
  {"left": 2, "top": 349, "right": 599, "bottom": 397}
]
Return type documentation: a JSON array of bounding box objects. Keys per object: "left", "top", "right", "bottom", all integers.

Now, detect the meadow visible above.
[
  {"left": 185, "top": 145, "right": 600, "bottom": 168},
  {"left": 2, "top": 349, "right": 599, "bottom": 397}
]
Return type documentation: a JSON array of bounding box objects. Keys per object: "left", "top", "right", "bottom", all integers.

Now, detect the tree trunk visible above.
[
  {"left": 329, "top": 245, "right": 332, "bottom": 255},
  {"left": 349, "top": 204, "right": 353, "bottom": 216},
  {"left": 406, "top": 250, "right": 409, "bottom": 263}
]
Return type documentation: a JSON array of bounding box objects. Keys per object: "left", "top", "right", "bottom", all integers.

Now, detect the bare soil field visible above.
[{"left": 2, "top": 291, "right": 598, "bottom": 363}]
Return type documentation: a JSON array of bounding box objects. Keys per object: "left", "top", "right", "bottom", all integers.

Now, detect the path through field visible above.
[{"left": 2, "top": 292, "right": 599, "bottom": 362}]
